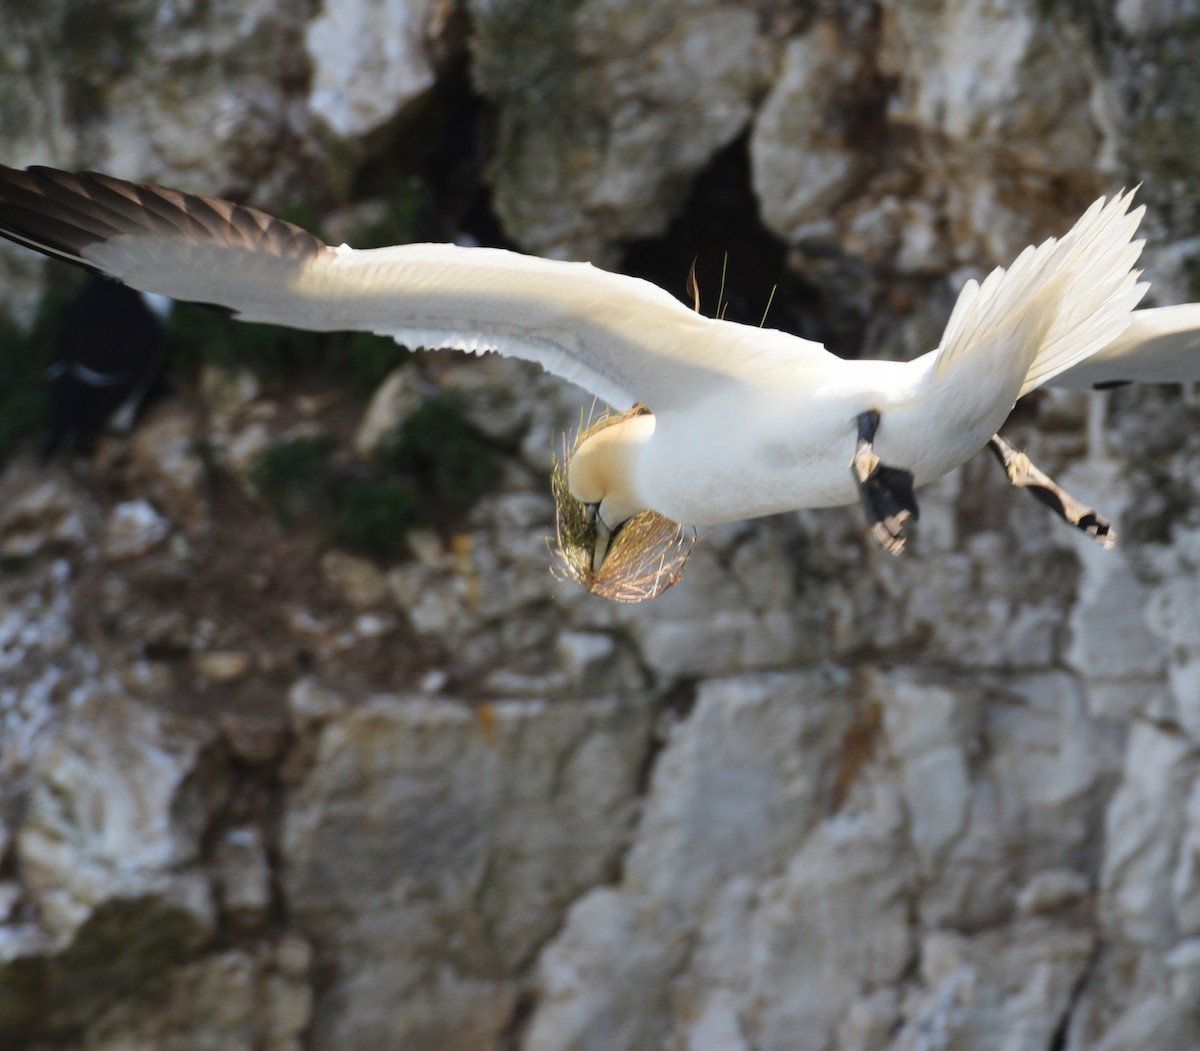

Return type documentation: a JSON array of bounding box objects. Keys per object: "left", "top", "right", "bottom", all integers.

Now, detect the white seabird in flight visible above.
[{"left": 0, "top": 164, "right": 1189, "bottom": 581}]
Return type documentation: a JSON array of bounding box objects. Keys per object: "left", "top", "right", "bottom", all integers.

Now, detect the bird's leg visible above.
[
  {"left": 851, "top": 409, "right": 920, "bottom": 555},
  {"left": 987, "top": 434, "right": 1115, "bottom": 548}
]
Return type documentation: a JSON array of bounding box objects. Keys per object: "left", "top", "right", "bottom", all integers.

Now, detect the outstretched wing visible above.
[
  {"left": 0, "top": 165, "right": 827, "bottom": 412},
  {"left": 1049, "top": 304, "right": 1200, "bottom": 389}
]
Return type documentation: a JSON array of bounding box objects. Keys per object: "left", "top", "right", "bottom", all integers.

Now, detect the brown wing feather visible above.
[{"left": 0, "top": 164, "right": 327, "bottom": 273}]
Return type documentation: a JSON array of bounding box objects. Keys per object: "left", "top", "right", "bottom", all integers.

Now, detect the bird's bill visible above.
[{"left": 591, "top": 518, "right": 614, "bottom": 572}]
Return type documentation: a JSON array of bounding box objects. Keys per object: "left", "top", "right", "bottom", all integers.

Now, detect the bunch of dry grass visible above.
[{"left": 550, "top": 406, "right": 697, "bottom": 602}]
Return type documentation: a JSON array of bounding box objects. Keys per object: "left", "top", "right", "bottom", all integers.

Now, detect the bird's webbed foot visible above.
[
  {"left": 987, "top": 434, "right": 1115, "bottom": 548},
  {"left": 851, "top": 409, "right": 920, "bottom": 555}
]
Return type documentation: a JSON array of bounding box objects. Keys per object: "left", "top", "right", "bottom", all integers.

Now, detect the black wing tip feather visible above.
[
  {"left": 0, "top": 166, "right": 104, "bottom": 265},
  {"left": 0, "top": 162, "right": 329, "bottom": 273}
]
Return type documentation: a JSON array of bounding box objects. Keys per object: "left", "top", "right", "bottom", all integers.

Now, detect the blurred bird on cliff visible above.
[
  {"left": 41, "top": 276, "right": 172, "bottom": 457},
  {"left": 0, "top": 164, "right": 1196, "bottom": 599}
]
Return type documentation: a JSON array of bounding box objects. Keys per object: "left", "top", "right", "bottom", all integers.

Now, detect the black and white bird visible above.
[
  {"left": 41, "top": 276, "right": 171, "bottom": 457},
  {"left": 0, "top": 164, "right": 1197, "bottom": 572}
]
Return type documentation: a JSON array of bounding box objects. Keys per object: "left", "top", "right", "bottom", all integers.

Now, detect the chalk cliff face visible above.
[{"left": 2, "top": 2, "right": 1200, "bottom": 1049}]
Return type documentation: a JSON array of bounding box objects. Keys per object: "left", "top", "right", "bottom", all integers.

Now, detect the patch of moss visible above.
[
  {"left": 376, "top": 396, "right": 499, "bottom": 515},
  {"left": 251, "top": 395, "right": 498, "bottom": 558},
  {"left": 250, "top": 435, "right": 338, "bottom": 528},
  {"left": 0, "top": 953, "right": 47, "bottom": 1041},
  {"left": 334, "top": 479, "right": 425, "bottom": 556},
  {"left": 0, "top": 891, "right": 212, "bottom": 1044}
]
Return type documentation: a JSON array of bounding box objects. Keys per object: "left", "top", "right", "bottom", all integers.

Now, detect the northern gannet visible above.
[{"left": 0, "top": 165, "right": 1179, "bottom": 593}]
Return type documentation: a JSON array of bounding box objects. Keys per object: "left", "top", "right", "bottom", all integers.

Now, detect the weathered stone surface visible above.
[
  {"left": 750, "top": 15, "right": 879, "bottom": 244},
  {"left": 128, "top": 407, "right": 208, "bottom": 526},
  {"left": 892, "top": 921, "right": 1095, "bottom": 1051},
  {"left": 0, "top": 2, "right": 1199, "bottom": 1050},
  {"left": 753, "top": 0, "right": 1118, "bottom": 286},
  {"left": 72, "top": 945, "right": 313, "bottom": 1051},
  {"left": 524, "top": 671, "right": 897, "bottom": 1051},
  {"left": 2, "top": 695, "right": 227, "bottom": 1042},
  {"left": 212, "top": 826, "right": 272, "bottom": 929},
  {"left": 306, "top": 0, "right": 448, "bottom": 140},
  {"left": 194, "top": 649, "right": 254, "bottom": 683},
  {"left": 352, "top": 366, "right": 422, "bottom": 457},
  {"left": 319, "top": 549, "right": 391, "bottom": 609},
  {"left": 17, "top": 694, "right": 225, "bottom": 945},
  {"left": 282, "top": 687, "right": 656, "bottom": 1051},
  {"left": 1, "top": 0, "right": 321, "bottom": 203},
  {"left": 102, "top": 499, "right": 171, "bottom": 561},
  {"left": 468, "top": 0, "right": 769, "bottom": 260},
  {"left": 0, "top": 471, "right": 88, "bottom": 558}
]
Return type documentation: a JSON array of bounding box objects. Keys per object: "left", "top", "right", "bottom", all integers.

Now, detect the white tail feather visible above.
[{"left": 934, "top": 190, "right": 1148, "bottom": 401}]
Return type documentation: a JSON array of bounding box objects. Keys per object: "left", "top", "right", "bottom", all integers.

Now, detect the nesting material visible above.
[{"left": 551, "top": 407, "right": 698, "bottom": 602}]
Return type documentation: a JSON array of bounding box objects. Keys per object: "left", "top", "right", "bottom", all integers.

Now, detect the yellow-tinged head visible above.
[
  {"left": 566, "top": 409, "right": 656, "bottom": 531},
  {"left": 552, "top": 407, "right": 696, "bottom": 602}
]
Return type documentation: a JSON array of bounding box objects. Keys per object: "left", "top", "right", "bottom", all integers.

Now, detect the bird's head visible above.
[
  {"left": 551, "top": 407, "right": 695, "bottom": 602},
  {"left": 567, "top": 409, "right": 656, "bottom": 566}
]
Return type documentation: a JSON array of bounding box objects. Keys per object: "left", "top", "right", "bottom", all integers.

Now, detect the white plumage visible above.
[{"left": 0, "top": 164, "right": 1195, "bottom": 573}]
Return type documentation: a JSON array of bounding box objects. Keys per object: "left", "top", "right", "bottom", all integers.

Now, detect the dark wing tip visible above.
[
  {"left": 0, "top": 164, "right": 114, "bottom": 269},
  {"left": 0, "top": 163, "right": 328, "bottom": 274}
]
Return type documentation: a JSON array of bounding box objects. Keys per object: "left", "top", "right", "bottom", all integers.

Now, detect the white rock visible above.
[
  {"left": 306, "top": 0, "right": 441, "bottom": 139},
  {"left": 1101, "top": 720, "right": 1194, "bottom": 945},
  {"left": 201, "top": 366, "right": 262, "bottom": 430},
  {"left": 17, "top": 693, "right": 224, "bottom": 944},
  {"left": 1115, "top": 0, "right": 1190, "bottom": 34},
  {"left": 525, "top": 671, "right": 910, "bottom": 1051},
  {"left": 737, "top": 781, "right": 914, "bottom": 1047},
  {"left": 0, "top": 881, "right": 21, "bottom": 923},
  {"left": 1066, "top": 944, "right": 1200, "bottom": 1049},
  {"left": 875, "top": 670, "right": 980, "bottom": 873},
  {"left": 556, "top": 630, "right": 615, "bottom": 684},
  {"left": 838, "top": 989, "right": 901, "bottom": 1051},
  {"left": 319, "top": 550, "right": 390, "bottom": 609},
  {"left": 895, "top": 921, "right": 1094, "bottom": 1051},
  {"left": 274, "top": 934, "right": 314, "bottom": 980},
  {"left": 352, "top": 367, "right": 422, "bottom": 457},
  {"left": 103, "top": 500, "right": 171, "bottom": 561},
  {"left": 683, "top": 989, "right": 751, "bottom": 1051},
  {"left": 129, "top": 409, "right": 207, "bottom": 523},
  {"left": 1173, "top": 777, "right": 1200, "bottom": 935},
  {"left": 469, "top": 0, "right": 766, "bottom": 259},
  {"left": 282, "top": 692, "right": 655, "bottom": 1050},
  {"left": 194, "top": 650, "right": 253, "bottom": 683},
  {"left": 751, "top": 24, "right": 872, "bottom": 240},
  {"left": 1017, "top": 868, "right": 1091, "bottom": 916},
  {"left": 0, "top": 476, "right": 88, "bottom": 558}
]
